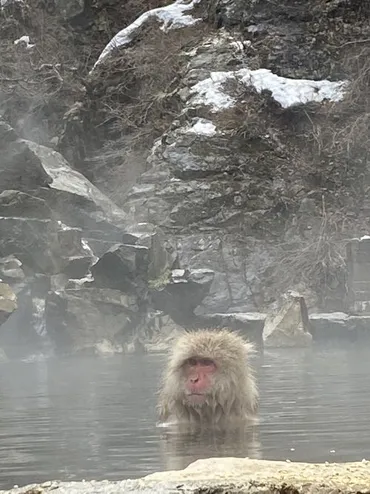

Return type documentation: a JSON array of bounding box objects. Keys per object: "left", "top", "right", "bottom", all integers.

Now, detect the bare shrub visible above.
[
  {"left": 280, "top": 46, "right": 370, "bottom": 194},
  {"left": 268, "top": 201, "right": 352, "bottom": 309},
  {"left": 0, "top": 3, "right": 87, "bottom": 143},
  {"left": 88, "top": 23, "right": 206, "bottom": 149}
]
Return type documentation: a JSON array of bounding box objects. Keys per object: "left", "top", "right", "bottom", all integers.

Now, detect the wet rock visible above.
[
  {"left": 0, "top": 121, "right": 52, "bottom": 192},
  {"left": 52, "top": 224, "right": 95, "bottom": 279},
  {"left": 0, "top": 122, "right": 128, "bottom": 243},
  {"left": 0, "top": 275, "right": 51, "bottom": 359},
  {"left": 45, "top": 287, "right": 140, "bottom": 355},
  {"left": 151, "top": 268, "right": 214, "bottom": 326},
  {"left": 197, "top": 312, "right": 266, "bottom": 346},
  {"left": 0, "top": 255, "right": 25, "bottom": 282},
  {"left": 309, "top": 312, "right": 350, "bottom": 340},
  {"left": 26, "top": 140, "right": 127, "bottom": 233},
  {"left": 263, "top": 292, "right": 312, "bottom": 347},
  {"left": 0, "top": 282, "right": 17, "bottom": 326},
  {"left": 0, "top": 216, "right": 94, "bottom": 276},
  {"left": 124, "top": 223, "right": 177, "bottom": 280},
  {"left": 308, "top": 312, "right": 370, "bottom": 341},
  {"left": 90, "top": 243, "right": 149, "bottom": 294},
  {"left": 0, "top": 190, "right": 53, "bottom": 219},
  {"left": 0, "top": 217, "right": 60, "bottom": 274},
  {"left": 61, "top": 257, "right": 92, "bottom": 279},
  {"left": 347, "top": 315, "right": 370, "bottom": 341},
  {"left": 144, "top": 311, "right": 183, "bottom": 352}
]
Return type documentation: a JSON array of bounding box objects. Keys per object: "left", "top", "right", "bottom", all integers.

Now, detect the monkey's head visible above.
[{"left": 158, "top": 328, "right": 258, "bottom": 422}]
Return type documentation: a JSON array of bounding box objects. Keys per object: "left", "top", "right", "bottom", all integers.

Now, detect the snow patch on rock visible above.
[
  {"left": 189, "top": 68, "right": 347, "bottom": 111},
  {"left": 94, "top": 0, "right": 201, "bottom": 68},
  {"left": 14, "top": 35, "right": 35, "bottom": 49},
  {"left": 184, "top": 118, "right": 217, "bottom": 136}
]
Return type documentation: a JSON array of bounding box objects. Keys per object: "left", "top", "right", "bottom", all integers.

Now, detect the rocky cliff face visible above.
[{"left": 0, "top": 0, "right": 369, "bottom": 357}]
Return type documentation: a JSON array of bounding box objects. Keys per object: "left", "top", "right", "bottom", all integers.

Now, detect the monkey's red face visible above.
[{"left": 182, "top": 357, "right": 217, "bottom": 406}]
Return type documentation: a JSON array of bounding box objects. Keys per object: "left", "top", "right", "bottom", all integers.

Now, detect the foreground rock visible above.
[
  {"left": 3, "top": 458, "right": 370, "bottom": 494},
  {"left": 263, "top": 293, "right": 312, "bottom": 348}
]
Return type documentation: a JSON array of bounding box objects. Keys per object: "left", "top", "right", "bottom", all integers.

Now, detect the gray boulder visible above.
[
  {"left": 0, "top": 282, "right": 17, "bottom": 326},
  {"left": 45, "top": 287, "right": 140, "bottom": 355},
  {"left": 197, "top": 312, "right": 266, "bottom": 346},
  {"left": 90, "top": 243, "right": 149, "bottom": 295},
  {"left": 263, "top": 292, "right": 312, "bottom": 347},
  {"left": 0, "top": 121, "right": 128, "bottom": 248},
  {"left": 151, "top": 268, "right": 215, "bottom": 326},
  {"left": 0, "top": 255, "right": 25, "bottom": 283},
  {"left": 0, "top": 275, "right": 51, "bottom": 359}
]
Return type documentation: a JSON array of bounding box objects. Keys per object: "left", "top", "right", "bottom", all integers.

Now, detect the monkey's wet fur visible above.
[{"left": 157, "top": 328, "right": 258, "bottom": 429}]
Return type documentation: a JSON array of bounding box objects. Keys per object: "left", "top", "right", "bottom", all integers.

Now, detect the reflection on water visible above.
[
  {"left": 0, "top": 345, "right": 369, "bottom": 488},
  {"left": 160, "top": 422, "right": 261, "bottom": 471}
]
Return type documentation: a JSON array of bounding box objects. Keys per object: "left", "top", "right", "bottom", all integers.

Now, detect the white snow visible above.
[
  {"left": 1, "top": 0, "right": 23, "bottom": 7},
  {"left": 70, "top": 274, "right": 94, "bottom": 285},
  {"left": 14, "top": 35, "right": 35, "bottom": 49},
  {"left": 189, "top": 68, "right": 347, "bottom": 112},
  {"left": 82, "top": 238, "right": 99, "bottom": 265},
  {"left": 93, "top": 0, "right": 201, "bottom": 68},
  {"left": 239, "top": 68, "right": 347, "bottom": 108},
  {"left": 189, "top": 71, "right": 235, "bottom": 111},
  {"left": 184, "top": 118, "right": 217, "bottom": 136},
  {"left": 350, "top": 234, "right": 370, "bottom": 241},
  {"left": 57, "top": 220, "right": 73, "bottom": 231},
  {"left": 211, "top": 312, "right": 267, "bottom": 322},
  {"left": 309, "top": 312, "right": 349, "bottom": 321}
]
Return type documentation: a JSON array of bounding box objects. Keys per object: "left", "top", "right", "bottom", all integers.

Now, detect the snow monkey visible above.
[{"left": 157, "top": 328, "right": 259, "bottom": 428}]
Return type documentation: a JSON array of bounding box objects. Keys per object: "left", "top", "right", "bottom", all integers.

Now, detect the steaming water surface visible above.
[{"left": 0, "top": 345, "right": 369, "bottom": 489}]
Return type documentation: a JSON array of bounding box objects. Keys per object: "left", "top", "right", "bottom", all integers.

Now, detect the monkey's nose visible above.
[{"left": 190, "top": 375, "right": 199, "bottom": 383}]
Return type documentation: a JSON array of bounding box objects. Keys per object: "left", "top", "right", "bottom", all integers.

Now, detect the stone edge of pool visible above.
[{"left": 2, "top": 458, "right": 370, "bottom": 494}]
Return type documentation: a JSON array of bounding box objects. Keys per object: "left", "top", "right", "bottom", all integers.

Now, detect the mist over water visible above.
[{"left": 0, "top": 345, "right": 369, "bottom": 489}]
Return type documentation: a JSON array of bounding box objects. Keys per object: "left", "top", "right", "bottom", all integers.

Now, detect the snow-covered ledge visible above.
[
  {"left": 3, "top": 458, "right": 370, "bottom": 494},
  {"left": 93, "top": 0, "right": 201, "bottom": 68}
]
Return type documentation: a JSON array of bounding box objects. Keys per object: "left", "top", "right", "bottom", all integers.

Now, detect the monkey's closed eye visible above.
[
  {"left": 187, "top": 358, "right": 197, "bottom": 366},
  {"left": 199, "top": 358, "right": 214, "bottom": 366}
]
